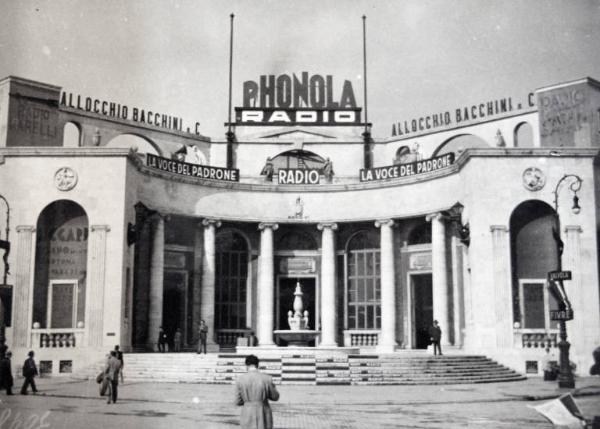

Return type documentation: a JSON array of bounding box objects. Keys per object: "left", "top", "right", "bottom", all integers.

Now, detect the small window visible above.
[
  {"left": 39, "top": 360, "right": 53, "bottom": 375},
  {"left": 59, "top": 360, "right": 73, "bottom": 373}
]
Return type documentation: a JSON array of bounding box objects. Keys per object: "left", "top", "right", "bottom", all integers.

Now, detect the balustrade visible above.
[
  {"left": 31, "top": 329, "right": 84, "bottom": 348},
  {"left": 344, "top": 330, "right": 380, "bottom": 347},
  {"left": 216, "top": 329, "right": 253, "bottom": 347}
]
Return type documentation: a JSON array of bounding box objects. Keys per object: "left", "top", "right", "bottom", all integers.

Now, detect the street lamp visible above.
[{"left": 551, "top": 174, "right": 582, "bottom": 389}]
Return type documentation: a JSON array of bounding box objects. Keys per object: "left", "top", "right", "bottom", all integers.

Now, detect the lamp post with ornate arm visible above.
[
  {"left": 0, "top": 194, "right": 10, "bottom": 349},
  {"left": 551, "top": 174, "right": 582, "bottom": 389}
]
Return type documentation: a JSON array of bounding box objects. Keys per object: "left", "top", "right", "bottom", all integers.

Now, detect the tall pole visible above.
[
  {"left": 552, "top": 174, "right": 581, "bottom": 389},
  {"left": 362, "top": 15, "right": 371, "bottom": 169},
  {"left": 0, "top": 194, "right": 9, "bottom": 349},
  {"left": 226, "top": 13, "right": 235, "bottom": 169}
]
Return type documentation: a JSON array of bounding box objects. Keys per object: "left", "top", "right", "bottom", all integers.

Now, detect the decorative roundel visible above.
[
  {"left": 522, "top": 167, "right": 546, "bottom": 191},
  {"left": 54, "top": 167, "right": 78, "bottom": 191}
]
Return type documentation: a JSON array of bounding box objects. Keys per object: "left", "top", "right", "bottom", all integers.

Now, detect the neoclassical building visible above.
[{"left": 0, "top": 74, "right": 599, "bottom": 376}]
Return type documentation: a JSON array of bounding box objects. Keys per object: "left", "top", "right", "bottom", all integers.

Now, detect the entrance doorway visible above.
[
  {"left": 277, "top": 277, "right": 316, "bottom": 334},
  {"left": 412, "top": 273, "right": 433, "bottom": 349},
  {"left": 163, "top": 270, "right": 189, "bottom": 350}
]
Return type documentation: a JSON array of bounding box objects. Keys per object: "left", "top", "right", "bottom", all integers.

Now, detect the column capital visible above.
[
  {"left": 258, "top": 222, "right": 279, "bottom": 231},
  {"left": 90, "top": 225, "right": 111, "bottom": 232},
  {"left": 16, "top": 225, "right": 35, "bottom": 233},
  {"left": 490, "top": 225, "right": 509, "bottom": 233},
  {"left": 202, "top": 218, "right": 222, "bottom": 228},
  {"left": 564, "top": 225, "right": 582, "bottom": 233},
  {"left": 317, "top": 222, "right": 338, "bottom": 231},
  {"left": 375, "top": 219, "right": 394, "bottom": 228},
  {"left": 425, "top": 212, "right": 443, "bottom": 222}
]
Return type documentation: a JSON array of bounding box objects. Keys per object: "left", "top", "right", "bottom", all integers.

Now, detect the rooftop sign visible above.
[
  {"left": 146, "top": 153, "right": 239, "bottom": 182},
  {"left": 235, "top": 72, "right": 361, "bottom": 126},
  {"left": 360, "top": 153, "right": 455, "bottom": 182}
]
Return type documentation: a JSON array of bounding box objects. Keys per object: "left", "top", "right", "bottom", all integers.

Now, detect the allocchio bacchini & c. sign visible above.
[
  {"left": 146, "top": 153, "right": 239, "bottom": 182},
  {"left": 360, "top": 153, "right": 455, "bottom": 182},
  {"left": 235, "top": 72, "right": 361, "bottom": 126}
]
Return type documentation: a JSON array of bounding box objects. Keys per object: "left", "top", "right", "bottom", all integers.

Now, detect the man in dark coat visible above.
[
  {"left": 429, "top": 320, "right": 443, "bottom": 356},
  {"left": 197, "top": 320, "right": 208, "bottom": 354},
  {"left": 234, "top": 355, "right": 279, "bottom": 429},
  {"left": 157, "top": 326, "right": 168, "bottom": 353},
  {"left": 21, "top": 350, "right": 38, "bottom": 394},
  {"left": 114, "top": 345, "right": 124, "bottom": 383},
  {"left": 0, "top": 348, "right": 14, "bottom": 395}
]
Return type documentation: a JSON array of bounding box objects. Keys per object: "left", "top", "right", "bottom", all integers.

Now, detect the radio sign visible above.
[
  {"left": 278, "top": 168, "right": 321, "bottom": 185},
  {"left": 548, "top": 271, "right": 572, "bottom": 281},
  {"left": 236, "top": 72, "right": 361, "bottom": 126}
]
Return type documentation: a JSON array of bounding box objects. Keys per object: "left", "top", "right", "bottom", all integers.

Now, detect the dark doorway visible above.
[
  {"left": 163, "top": 270, "right": 188, "bottom": 350},
  {"left": 412, "top": 274, "right": 433, "bottom": 349},
  {"left": 277, "top": 277, "right": 316, "bottom": 332}
]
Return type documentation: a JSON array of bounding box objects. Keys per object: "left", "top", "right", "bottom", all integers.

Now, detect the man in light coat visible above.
[
  {"left": 104, "top": 350, "right": 122, "bottom": 404},
  {"left": 234, "top": 354, "right": 279, "bottom": 429}
]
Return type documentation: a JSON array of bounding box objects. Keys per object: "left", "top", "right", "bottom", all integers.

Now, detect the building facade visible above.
[{"left": 0, "top": 74, "right": 599, "bottom": 376}]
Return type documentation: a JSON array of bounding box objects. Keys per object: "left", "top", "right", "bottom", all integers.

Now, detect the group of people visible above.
[
  {"left": 157, "top": 320, "right": 209, "bottom": 353},
  {"left": 0, "top": 345, "right": 39, "bottom": 396}
]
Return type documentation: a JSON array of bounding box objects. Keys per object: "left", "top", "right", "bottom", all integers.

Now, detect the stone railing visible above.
[
  {"left": 344, "top": 330, "right": 380, "bottom": 347},
  {"left": 32, "top": 329, "right": 85, "bottom": 348},
  {"left": 216, "top": 329, "right": 253, "bottom": 347},
  {"left": 516, "top": 330, "right": 558, "bottom": 349}
]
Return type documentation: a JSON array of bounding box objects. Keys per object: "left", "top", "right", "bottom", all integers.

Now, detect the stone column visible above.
[
  {"left": 427, "top": 213, "right": 450, "bottom": 346},
  {"left": 563, "top": 225, "right": 587, "bottom": 357},
  {"left": 85, "top": 225, "right": 110, "bottom": 347},
  {"left": 318, "top": 223, "right": 338, "bottom": 347},
  {"left": 375, "top": 219, "right": 397, "bottom": 352},
  {"left": 451, "top": 236, "right": 462, "bottom": 347},
  {"left": 192, "top": 224, "right": 203, "bottom": 346},
  {"left": 201, "top": 218, "right": 221, "bottom": 347},
  {"left": 490, "top": 225, "right": 512, "bottom": 348},
  {"left": 147, "top": 215, "right": 164, "bottom": 351},
  {"left": 12, "top": 226, "right": 35, "bottom": 348},
  {"left": 257, "top": 223, "right": 278, "bottom": 346}
]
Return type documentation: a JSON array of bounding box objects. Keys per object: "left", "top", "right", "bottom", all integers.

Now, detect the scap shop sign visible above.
[{"left": 235, "top": 72, "right": 361, "bottom": 126}]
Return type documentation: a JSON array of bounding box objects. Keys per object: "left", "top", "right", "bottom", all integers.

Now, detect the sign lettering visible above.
[
  {"left": 146, "top": 153, "right": 239, "bottom": 182},
  {"left": 548, "top": 271, "right": 572, "bottom": 281},
  {"left": 550, "top": 309, "right": 574, "bottom": 321},
  {"left": 277, "top": 168, "right": 321, "bottom": 185},
  {"left": 360, "top": 153, "right": 454, "bottom": 182}
]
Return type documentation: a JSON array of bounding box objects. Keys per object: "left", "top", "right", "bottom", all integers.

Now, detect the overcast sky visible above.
[{"left": 1, "top": 0, "right": 599, "bottom": 139}]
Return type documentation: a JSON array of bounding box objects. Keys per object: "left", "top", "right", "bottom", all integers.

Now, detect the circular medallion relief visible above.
[
  {"left": 522, "top": 167, "right": 545, "bottom": 191},
  {"left": 54, "top": 167, "right": 78, "bottom": 191}
]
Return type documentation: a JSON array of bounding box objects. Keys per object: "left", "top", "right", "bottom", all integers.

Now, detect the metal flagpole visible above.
[
  {"left": 362, "top": 15, "right": 371, "bottom": 169},
  {"left": 226, "top": 13, "right": 235, "bottom": 169}
]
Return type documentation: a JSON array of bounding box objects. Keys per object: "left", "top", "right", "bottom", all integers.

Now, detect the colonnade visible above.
[{"left": 143, "top": 213, "right": 454, "bottom": 351}]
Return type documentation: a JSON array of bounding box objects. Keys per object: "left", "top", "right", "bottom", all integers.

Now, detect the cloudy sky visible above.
[{"left": 1, "top": 0, "right": 599, "bottom": 139}]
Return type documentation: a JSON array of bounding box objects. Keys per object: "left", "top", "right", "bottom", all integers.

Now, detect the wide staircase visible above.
[{"left": 74, "top": 351, "right": 525, "bottom": 385}]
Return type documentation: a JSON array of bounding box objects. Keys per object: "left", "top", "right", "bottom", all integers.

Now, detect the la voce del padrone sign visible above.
[{"left": 235, "top": 72, "right": 361, "bottom": 126}]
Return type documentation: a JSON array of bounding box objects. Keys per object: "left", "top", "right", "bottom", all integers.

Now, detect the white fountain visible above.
[{"left": 274, "top": 280, "right": 320, "bottom": 346}]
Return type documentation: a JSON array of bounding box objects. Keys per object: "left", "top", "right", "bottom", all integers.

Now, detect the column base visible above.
[
  {"left": 376, "top": 344, "right": 397, "bottom": 354},
  {"left": 318, "top": 342, "right": 338, "bottom": 348}
]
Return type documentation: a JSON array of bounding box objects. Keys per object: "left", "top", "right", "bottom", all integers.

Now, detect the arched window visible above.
[
  {"left": 105, "top": 134, "right": 161, "bottom": 155},
  {"left": 408, "top": 221, "right": 431, "bottom": 245},
  {"left": 433, "top": 134, "right": 489, "bottom": 157},
  {"left": 270, "top": 150, "right": 326, "bottom": 172},
  {"left": 277, "top": 231, "right": 318, "bottom": 251},
  {"left": 63, "top": 122, "right": 81, "bottom": 147},
  {"left": 215, "top": 231, "right": 249, "bottom": 329},
  {"left": 510, "top": 200, "right": 560, "bottom": 329},
  {"left": 514, "top": 122, "right": 533, "bottom": 148},
  {"left": 394, "top": 146, "right": 411, "bottom": 164},
  {"left": 33, "top": 200, "right": 88, "bottom": 329},
  {"left": 346, "top": 230, "right": 380, "bottom": 330}
]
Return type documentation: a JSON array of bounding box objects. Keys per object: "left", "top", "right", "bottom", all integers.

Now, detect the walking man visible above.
[
  {"left": 197, "top": 320, "right": 208, "bottom": 354},
  {"left": 429, "top": 320, "right": 443, "bottom": 356},
  {"left": 20, "top": 350, "right": 38, "bottom": 394},
  {"left": 234, "top": 355, "right": 279, "bottom": 429},
  {"left": 173, "top": 328, "right": 183, "bottom": 352},
  {"left": 104, "top": 350, "right": 122, "bottom": 404}
]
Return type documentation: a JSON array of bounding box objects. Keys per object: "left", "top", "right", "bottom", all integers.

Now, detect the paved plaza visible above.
[{"left": 0, "top": 376, "right": 599, "bottom": 428}]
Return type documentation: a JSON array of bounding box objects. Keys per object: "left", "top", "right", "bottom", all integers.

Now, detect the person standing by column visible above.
[
  {"left": 174, "top": 328, "right": 183, "bottom": 352},
  {"left": 429, "top": 320, "right": 443, "bottom": 356},
  {"left": 20, "top": 350, "right": 38, "bottom": 394},
  {"left": 0, "top": 348, "right": 14, "bottom": 395},
  {"left": 114, "top": 345, "right": 124, "bottom": 383},
  {"left": 234, "top": 355, "right": 279, "bottom": 429},
  {"left": 157, "top": 326, "right": 167, "bottom": 353},
  {"left": 197, "top": 320, "right": 208, "bottom": 354}
]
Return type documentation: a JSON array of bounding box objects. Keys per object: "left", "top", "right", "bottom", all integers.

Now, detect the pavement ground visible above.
[{"left": 0, "top": 376, "right": 599, "bottom": 428}]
